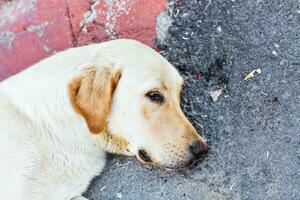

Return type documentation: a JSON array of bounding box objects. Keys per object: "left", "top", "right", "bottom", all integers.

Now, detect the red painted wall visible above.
[{"left": 0, "top": 0, "right": 167, "bottom": 81}]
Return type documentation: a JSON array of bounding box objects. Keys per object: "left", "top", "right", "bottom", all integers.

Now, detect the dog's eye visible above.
[
  {"left": 138, "top": 150, "right": 152, "bottom": 162},
  {"left": 145, "top": 91, "right": 164, "bottom": 104}
]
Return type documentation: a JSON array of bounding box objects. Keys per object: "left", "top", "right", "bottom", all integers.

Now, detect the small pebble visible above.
[
  {"left": 195, "top": 20, "right": 202, "bottom": 28},
  {"left": 223, "top": 177, "right": 231, "bottom": 185},
  {"left": 182, "top": 28, "right": 193, "bottom": 40},
  {"left": 116, "top": 193, "right": 122, "bottom": 199},
  {"left": 284, "top": 136, "right": 291, "bottom": 143},
  {"left": 209, "top": 89, "right": 223, "bottom": 102},
  {"left": 230, "top": 182, "right": 237, "bottom": 190},
  {"left": 181, "top": 12, "right": 192, "bottom": 21},
  {"left": 266, "top": 96, "right": 279, "bottom": 103},
  {"left": 100, "top": 186, "right": 107, "bottom": 191},
  {"left": 168, "top": 25, "right": 179, "bottom": 35}
]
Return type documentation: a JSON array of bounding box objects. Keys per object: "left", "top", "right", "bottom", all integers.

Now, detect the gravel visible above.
[{"left": 85, "top": 0, "right": 300, "bottom": 199}]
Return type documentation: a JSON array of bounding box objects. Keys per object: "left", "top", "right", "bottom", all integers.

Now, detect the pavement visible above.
[
  {"left": 85, "top": 0, "right": 300, "bottom": 200},
  {"left": 1, "top": 0, "right": 300, "bottom": 200}
]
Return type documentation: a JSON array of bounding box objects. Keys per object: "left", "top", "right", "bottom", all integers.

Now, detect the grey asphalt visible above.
[{"left": 85, "top": 0, "right": 300, "bottom": 199}]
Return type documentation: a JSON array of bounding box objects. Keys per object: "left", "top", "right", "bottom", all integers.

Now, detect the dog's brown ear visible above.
[{"left": 68, "top": 65, "right": 121, "bottom": 134}]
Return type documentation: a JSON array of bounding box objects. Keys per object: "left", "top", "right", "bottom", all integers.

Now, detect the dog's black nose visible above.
[{"left": 190, "top": 140, "right": 208, "bottom": 157}]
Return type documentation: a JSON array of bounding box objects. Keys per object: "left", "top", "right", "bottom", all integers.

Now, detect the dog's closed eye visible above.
[{"left": 145, "top": 91, "right": 164, "bottom": 104}]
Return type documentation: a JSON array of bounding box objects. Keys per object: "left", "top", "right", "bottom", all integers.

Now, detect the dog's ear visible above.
[{"left": 68, "top": 65, "right": 121, "bottom": 134}]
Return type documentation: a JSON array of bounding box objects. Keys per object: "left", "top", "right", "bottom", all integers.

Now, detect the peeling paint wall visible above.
[
  {"left": 0, "top": 0, "right": 167, "bottom": 80},
  {"left": 0, "top": 0, "right": 73, "bottom": 80},
  {"left": 156, "top": 10, "right": 172, "bottom": 43}
]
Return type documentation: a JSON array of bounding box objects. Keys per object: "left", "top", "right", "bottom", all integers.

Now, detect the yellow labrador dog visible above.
[{"left": 0, "top": 39, "right": 208, "bottom": 200}]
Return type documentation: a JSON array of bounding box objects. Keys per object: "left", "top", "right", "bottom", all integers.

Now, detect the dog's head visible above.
[{"left": 69, "top": 39, "right": 208, "bottom": 169}]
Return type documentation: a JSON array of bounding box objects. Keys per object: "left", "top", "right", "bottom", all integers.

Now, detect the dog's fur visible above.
[{"left": 0, "top": 39, "right": 207, "bottom": 200}]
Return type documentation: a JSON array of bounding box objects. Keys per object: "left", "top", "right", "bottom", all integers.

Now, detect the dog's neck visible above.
[{"left": 0, "top": 63, "right": 128, "bottom": 155}]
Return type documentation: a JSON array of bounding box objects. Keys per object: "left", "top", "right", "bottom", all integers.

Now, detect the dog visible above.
[{"left": 0, "top": 39, "right": 208, "bottom": 200}]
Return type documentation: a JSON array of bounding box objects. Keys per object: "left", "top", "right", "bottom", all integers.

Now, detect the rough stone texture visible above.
[
  {"left": 67, "top": 0, "right": 167, "bottom": 46},
  {"left": 0, "top": 0, "right": 167, "bottom": 80},
  {"left": 85, "top": 0, "right": 300, "bottom": 199}
]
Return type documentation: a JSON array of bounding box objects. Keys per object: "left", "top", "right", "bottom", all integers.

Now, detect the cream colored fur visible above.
[{"left": 0, "top": 39, "right": 207, "bottom": 200}]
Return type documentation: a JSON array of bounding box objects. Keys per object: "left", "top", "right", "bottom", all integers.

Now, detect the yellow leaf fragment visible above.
[{"left": 244, "top": 68, "right": 262, "bottom": 80}]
